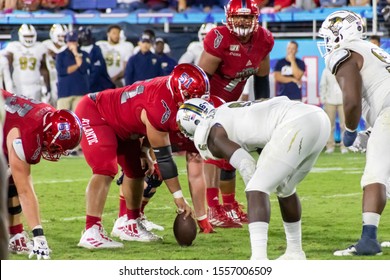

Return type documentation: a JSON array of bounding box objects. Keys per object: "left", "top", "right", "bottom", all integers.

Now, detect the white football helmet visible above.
[
  {"left": 176, "top": 98, "right": 215, "bottom": 140},
  {"left": 198, "top": 23, "right": 217, "bottom": 42},
  {"left": 318, "top": 10, "right": 366, "bottom": 57},
  {"left": 50, "top": 24, "right": 68, "bottom": 46},
  {"left": 18, "top": 24, "right": 37, "bottom": 47}
]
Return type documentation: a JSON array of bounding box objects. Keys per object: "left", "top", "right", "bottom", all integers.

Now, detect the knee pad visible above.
[
  {"left": 220, "top": 169, "right": 236, "bottom": 181},
  {"left": 8, "top": 179, "right": 22, "bottom": 215}
]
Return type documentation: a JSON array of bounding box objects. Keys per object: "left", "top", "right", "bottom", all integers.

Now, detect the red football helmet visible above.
[
  {"left": 168, "top": 63, "right": 210, "bottom": 104},
  {"left": 225, "top": 0, "right": 259, "bottom": 38},
  {"left": 42, "top": 109, "right": 82, "bottom": 161}
]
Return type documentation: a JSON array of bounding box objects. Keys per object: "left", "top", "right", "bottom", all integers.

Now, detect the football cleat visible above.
[
  {"left": 9, "top": 231, "right": 33, "bottom": 255},
  {"left": 276, "top": 251, "right": 306, "bottom": 260},
  {"left": 334, "top": 238, "right": 382, "bottom": 256},
  {"left": 78, "top": 224, "right": 124, "bottom": 249},
  {"left": 119, "top": 218, "right": 163, "bottom": 242},
  {"left": 381, "top": 241, "right": 390, "bottom": 247},
  {"left": 111, "top": 215, "right": 128, "bottom": 238},
  {"left": 139, "top": 214, "right": 164, "bottom": 231},
  {"left": 224, "top": 201, "right": 248, "bottom": 224},
  {"left": 208, "top": 205, "right": 242, "bottom": 228}
]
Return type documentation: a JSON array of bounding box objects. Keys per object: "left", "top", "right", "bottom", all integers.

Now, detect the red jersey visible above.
[
  {"left": 93, "top": 76, "right": 178, "bottom": 140},
  {"left": 203, "top": 25, "right": 274, "bottom": 102},
  {"left": 2, "top": 90, "right": 55, "bottom": 164}
]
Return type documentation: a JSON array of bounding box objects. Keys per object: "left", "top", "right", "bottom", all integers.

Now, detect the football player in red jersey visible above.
[
  {"left": 197, "top": 0, "right": 275, "bottom": 228},
  {"left": 75, "top": 63, "right": 211, "bottom": 249},
  {"left": 2, "top": 89, "right": 82, "bottom": 259}
]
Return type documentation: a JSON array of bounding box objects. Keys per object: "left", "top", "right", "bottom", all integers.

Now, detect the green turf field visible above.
[{"left": 9, "top": 149, "right": 390, "bottom": 260}]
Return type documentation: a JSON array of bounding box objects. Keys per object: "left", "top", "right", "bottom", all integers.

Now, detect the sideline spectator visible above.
[
  {"left": 274, "top": 40, "right": 305, "bottom": 101},
  {"left": 78, "top": 26, "right": 115, "bottom": 92},
  {"left": 42, "top": 24, "right": 68, "bottom": 107},
  {"left": 96, "top": 25, "right": 134, "bottom": 88},
  {"left": 124, "top": 33, "right": 163, "bottom": 85},
  {"left": 133, "top": 29, "right": 171, "bottom": 55},
  {"left": 56, "top": 30, "right": 90, "bottom": 111},
  {"left": 154, "top": 37, "right": 177, "bottom": 75},
  {"left": 3, "top": 24, "right": 49, "bottom": 101}
]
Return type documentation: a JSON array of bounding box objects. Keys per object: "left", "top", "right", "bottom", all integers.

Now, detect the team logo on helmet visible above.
[
  {"left": 57, "top": 122, "right": 71, "bottom": 140},
  {"left": 178, "top": 73, "right": 194, "bottom": 90}
]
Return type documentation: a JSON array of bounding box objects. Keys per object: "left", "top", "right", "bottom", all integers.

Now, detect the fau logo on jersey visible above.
[{"left": 178, "top": 73, "right": 194, "bottom": 89}]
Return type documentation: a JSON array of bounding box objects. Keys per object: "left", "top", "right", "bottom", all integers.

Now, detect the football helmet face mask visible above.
[
  {"left": 42, "top": 110, "right": 82, "bottom": 161},
  {"left": 225, "top": 0, "right": 259, "bottom": 38},
  {"left": 176, "top": 98, "right": 215, "bottom": 140},
  {"left": 198, "top": 23, "right": 217, "bottom": 42},
  {"left": 318, "top": 10, "right": 366, "bottom": 57},
  {"left": 18, "top": 24, "right": 37, "bottom": 47},
  {"left": 168, "top": 63, "right": 210, "bottom": 104},
  {"left": 50, "top": 24, "right": 68, "bottom": 46}
]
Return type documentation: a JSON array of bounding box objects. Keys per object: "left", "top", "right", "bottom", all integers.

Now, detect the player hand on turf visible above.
[
  {"left": 29, "top": 235, "right": 51, "bottom": 260},
  {"left": 348, "top": 129, "right": 371, "bottom": 153},
  {"left": 343, "top": 129, "right": 357, "bottom": 147}
]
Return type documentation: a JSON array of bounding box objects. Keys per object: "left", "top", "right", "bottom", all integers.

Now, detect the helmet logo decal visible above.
[
  {"left": 57, "top": 122, "right": 71, "bottom": 140},
  {"left": 178, "top": 72, "right": 194, "bottom": 89}
]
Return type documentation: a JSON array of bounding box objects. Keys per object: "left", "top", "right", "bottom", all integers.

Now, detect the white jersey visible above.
[
  {"left": 178, "top": 41, "right": 203, "bottom": 65},
  {"left": 96, "top": 40, "right": 134, "bottom": 78},
  {"left": 0, "top": 55, "right": 13, "bottom": 92},
  {"left": 326, "top": 40, "right": 390, "bottom": 126},
  {"left": 42, "top": 39, "right": 66, "bottom": 100},
  {"left": 4, "top": 41, "right": 46, "bottom": 96},
  {"left": 194, "top": 96, "right": 323, "bottom": 160}
]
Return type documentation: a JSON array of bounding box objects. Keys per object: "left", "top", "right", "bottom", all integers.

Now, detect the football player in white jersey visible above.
[
  {"left": 318, "top": 10, "right": 390, "bottom": 256},
  {"left": 3, "top": 24, "right": 49, "bottom": 101},
  {"left": 178, "top": 23, "right": 216, "bottom": 65},
  {"left": 96, "top": 25, "right": 134, "bottom": 88},
  {"left": 0, "top": 52, "right": 13, "bottom": 92},
  {"left": 42, "top": 24, "right": 68, "bottom": 106},
  {"left": 177, "top": 97, "right": 330, "bottom": 260}
]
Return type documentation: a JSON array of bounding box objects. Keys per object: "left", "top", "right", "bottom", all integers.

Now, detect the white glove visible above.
[
  {"left": 348, "top": 129, "right": 371, "bottom": 153},
  {"left": 29, "top": 235, "right": 51, "bottom": 260}
]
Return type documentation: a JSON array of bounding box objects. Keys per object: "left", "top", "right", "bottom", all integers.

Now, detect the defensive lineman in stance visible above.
[
  {"left": 176, "top": 97, "right": 330, "bottom": 259},
  {"left": 318, "top": 10, "right": 390, "bottom": 256}
]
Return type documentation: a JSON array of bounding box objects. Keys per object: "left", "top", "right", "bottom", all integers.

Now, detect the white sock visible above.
[
  {"left": 362, "top": 212, "right": 381, "bottom": 227},
  {"left": 248, "top": 222, "right": 268, "bottom": 260},
  {"left": 283, "top": 220, "right": 303, "bottom": 253}
]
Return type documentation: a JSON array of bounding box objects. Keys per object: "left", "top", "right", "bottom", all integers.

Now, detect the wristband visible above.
[
  {"left": 345, "top": 127, "right": 357, "bottom": 133},
  {"left": 172, "top": 190, "right": 183, "bottom": 199},
  {"left": 32, "top": 225, "right": 44, "bottom": 237}
]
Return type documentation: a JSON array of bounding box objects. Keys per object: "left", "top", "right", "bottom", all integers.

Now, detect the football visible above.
[{"left": 173, "top": 212, "right": 197, "bottom": 246}]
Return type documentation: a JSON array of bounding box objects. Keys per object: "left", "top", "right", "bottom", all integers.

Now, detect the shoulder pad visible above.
[{"left": 327, "top": 49, "right": 351, "bottom": 75}]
